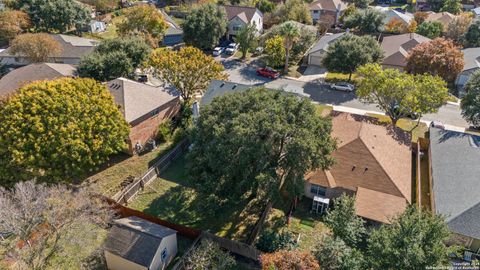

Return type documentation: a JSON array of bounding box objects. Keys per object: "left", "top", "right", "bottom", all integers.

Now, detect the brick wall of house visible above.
[{"left": 126, "top": 98, "right": 181, "bottom": 154}]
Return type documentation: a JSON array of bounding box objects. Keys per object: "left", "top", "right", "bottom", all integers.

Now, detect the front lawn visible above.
[
  {"left": 366, "top": 113, "right": 429, "bottom": 142},
  {"left": 128, "top": 155, "right": 263, "bottom": 241},
  {"left": 97, "top": 14, "right": 125, "bottom": 40},
  {"left": 325, "top": 72, "right": 358, "bottom": 84}
]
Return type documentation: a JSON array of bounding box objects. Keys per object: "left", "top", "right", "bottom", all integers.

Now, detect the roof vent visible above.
[
  {"left": 469, "top": 136, "right": 480, "bottom": 148},
  {"left": 220, "top": 82, "right": 225, "bottom": 88},
  {"left": 232, "top": 84, "right": 237, "bottom": 89}
]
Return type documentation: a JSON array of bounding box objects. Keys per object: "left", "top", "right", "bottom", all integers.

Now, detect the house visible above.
[
  {"left": 375, "top": 6, "right": 414, "bottom": 26},
  {"left": 473, "top": 7, "right": 480, "bottom": 17},
  {"left": 429, "top": 127, "right": 480, "bottom": 253},
  {"left": 308, "top": 0, "right": 348, "bottom": 25},
  {"left": 88, "top": 20, "right": 107, "bottom": 33},
  {"left": 160, "top": 10, "right": 184, "bottom": 46},
  {"left": 455, "top": 47, "right": 480, "bottom": 95},
  {"left": 0, "top": 34, "right": 98, "bottom": 66},
  {"left": 381, "top": 33, "right": 431, "bottom": 70},
  {"left": 224, "top": 5, "right": 263, "bottom": 40},
  {"left": 305, "top": 112, "right": 412, "bottom": 224},
  {"left": 0, "top": 63, "right": 76, "bottom": 97},
  {"left": 305, "top": 32, "right": 346, "bottom": 67},
  {"left": 104, "top": 216, "right": 178, "bottom": 270},
  {"left": 107, "top": 77, "right": 180, "bottom": 154},
  {"left": 201, "top": 80, "right": 251, "bottom": 105},
  {"left": 425, "top": 11, "right": 456, "bottom": 31}
]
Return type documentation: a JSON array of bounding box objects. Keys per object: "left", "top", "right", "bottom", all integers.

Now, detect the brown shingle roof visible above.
[
  {"left": 425, "top": 11, "right": 455, "bottom": 29},
  {"left": 309, "top": 0, "right": 347, "bottom": 11},
  {"left": 107, "top": 78, "right": 178, "bottom": 123},
  {"left": 0, "top": 63, "right": 76, "bottom": 97},
  {"left": 381, "top": 33, "right": 430, "bottom": 68},
  {"left": 355, "top": 187, "right": 407, "bottom": 224},
  {"left": 223, "top": 5, "right": 259, "bottom": 23}
]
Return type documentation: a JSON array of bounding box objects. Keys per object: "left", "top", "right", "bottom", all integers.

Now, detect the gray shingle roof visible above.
[
  {"left": 429, "top": 127, "right": 480, "bottom": 239},
  {"left": 160, "top": 10, "right": 183, "bottom": 36},
  {"left": 381, "top": 33, "right": 431, "bottom": 68},
  {"left": 104, "top": 216, "right": 177, "bottom": 267},
  {"left": 201, "top": 80, "right": 251, "bottom": 105},
  {"left": 462, "top": 47, "right": 480, "bottom": 72},
  {"left": 223, "top": 5, "right": 261, "bottom": 23},
  {"left": 306, "top": 32, "right": 346, "bottom": 55}
]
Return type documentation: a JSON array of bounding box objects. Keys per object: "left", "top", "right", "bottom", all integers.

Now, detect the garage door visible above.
[{"left": 309, "top": 54, "right": 323, "bottom": 66}]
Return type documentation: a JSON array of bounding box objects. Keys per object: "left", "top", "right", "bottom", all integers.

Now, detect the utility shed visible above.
[{"left": 104, "top": 216, "right": 178, "bottom": 270}]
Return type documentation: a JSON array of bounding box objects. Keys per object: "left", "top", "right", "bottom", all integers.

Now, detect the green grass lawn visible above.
[
  {"left": 85, "top": 142, "right": 174, "bottom": 196},
  {"left": 325, "top": 72, "right": 358, "bottom": 84},
  {"left": 315, "top": 104, "right": 333, "bottom": 117},
  {"left": 97, "top": 14, "right": 125, "bottom": 40},
  {"left": 128, "top": 155, "right": 263, "bottom": 241},
  {"left": 366, "top": 113, "right": 428, "bottom": 142}
]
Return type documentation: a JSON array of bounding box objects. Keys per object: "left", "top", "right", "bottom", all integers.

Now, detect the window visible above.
[
  {"left": 313, "top": 10, "right": 319, "bottom": 14},
  {"left": 233, "top": 25, "right": 241, "bottom": 31},
  {"left": 161, "top": 248, "right": 168, "bottom": 261},
  {"left": 310, "top": 184, "right": 326, "bottom": 196}
]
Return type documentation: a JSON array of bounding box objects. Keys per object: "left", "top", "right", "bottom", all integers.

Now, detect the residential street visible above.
[{"left": 222, "top": 59, "right": 469, "bottom": 129}]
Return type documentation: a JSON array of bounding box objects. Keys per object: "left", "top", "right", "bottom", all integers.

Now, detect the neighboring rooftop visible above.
[
  {"left": 104, "top": 216, "right": 177, "bottom": 268},
  {"left": 461, "top": 47, "right": 480, "bottom": 71},
  {"left": 160, "top": 9, "right": 183, "bottom": 36},
  {"left": 107, "top": 77, "right": 178, "bottom": 123},
  {"left": 381, "top": 33, "right": 431, "bottom": 68},
  {"left": 223, "top": 5, "right": 260, "bottom": 23},
  {"left": 306, "top": 32, "right": 346, "bottom": 55},
  {"left": 0, "top": 63, "right": 76, "bottom": 96},
  {"left": 429, "top": 127, "right": 480, "bottom": 240},
  {"left": 425, "top": 11, "right": 456, "bottom": 29},
  {"left": 201, "top": 80, "right": 251, "bottom": 105},
  {"left": 306, "top": 112, "right": 412, "bottom": 223},
  {"left": 309, "top": 0, "right": 348, "bottom": 11},
  {"left": 375, "top": 7, "right": 414, "bottom": 24}
]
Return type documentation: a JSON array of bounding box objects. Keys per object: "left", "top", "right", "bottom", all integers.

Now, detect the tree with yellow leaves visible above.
[
  {"left": 147, "top": 46, "right": 226, "bottom": 101},
  {"left": 118, "top": 5, "right": 168, "bottom": 47},
  {"left": 0, "top": 10, "right": 31, "bottom": 44},
  {"left": 10, "top": 33, "right": 62, "bottom": 63},
  {"left": 0, "top": 78, "right": 130, "bottom": 187}
]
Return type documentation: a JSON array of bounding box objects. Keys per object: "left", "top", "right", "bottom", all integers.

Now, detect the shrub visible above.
[
  {"left": 157, "top": 121, "right": 173, "bottom": 143},
  {"left": 256, "top": 230, "right": 298, "bottom": 253}
]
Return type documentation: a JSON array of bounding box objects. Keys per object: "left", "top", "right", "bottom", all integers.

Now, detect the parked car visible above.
[
  {"left": 331, "top": 82, "right": 355, "bottom": 92},
  {"left": 212, "top": 47, "right": 224, "bottom": 56},
  {"left": 225, "top": 43, "right": 239, "bottom": 55},
  {"left": 256, "top": 67, "right": 280, "bottom": 79}
]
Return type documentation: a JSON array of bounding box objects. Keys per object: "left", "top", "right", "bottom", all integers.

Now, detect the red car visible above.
[{"left": 256, "top": 67, "right": 280, "bottom": 79}]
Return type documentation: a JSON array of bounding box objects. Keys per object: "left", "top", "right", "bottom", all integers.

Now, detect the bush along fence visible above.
[{"left": 112, "top": 139, "right": 190, "bottom": 205}]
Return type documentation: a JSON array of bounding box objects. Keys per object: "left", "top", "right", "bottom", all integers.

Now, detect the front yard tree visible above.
[
  {"left": 0, "top": 181, "right": 112, "bottom": 269},
  {"left": 78, "top": 37, "right": 151, "bottom": 81},
  {"left": 15, "top": 0, "right": 90, "bottom": 33},
  {"left": 280, "top": 21, "right": 300, "bottom": 73},
  {"left": 187, "top": 88, "right": 336, "bottom": 207},
  {"left": 184, "top": 239, "right": 236, "bottom": 270},
  {"left": 322, "top": 34, "right": 383, "bottom": 81},
  {"left": 445, "top": 13, "right": 473, "bottom": 43},
  {"left": 461, "top": 70, "right": 480, "bottom": 128},
  {"left": 427, "top": 0, "right": 445, "bottom": 12},
  {"left": 314, "top": 235, "right": 364, "bottom": 270},
  {"left": 265, "top": 35, "right": 286, "bottom": 68},
  {"left": 464, "top": 20, "right": 480, "bottom": 48},
  {"left": 0, "top": 10, "right": 31, "bottom": 44},
  {"left": 441, "top": 0, "right": 462, "bottom": 14},
  {"left": 0, "top": 78, "right": 129, "bottom": 186},
  {"left": 349, "top": 0, "right": 373, "bottom": 9},
  {"left": 236, "top": 23, "right": 258, "bottom": 60},
  {"left": 117, "top": 5, "right": 168, "bottom": 47},
  {"left": 344, "top": 8, "right": 385, "bottom": 33},
  {"left": 10, "top": 33, "right": 62, "bottom": 63},
  {"left": 324, "top": 194, "right": 366, "bottom": 248},
  {"left": 183, "top": 4, "right": 227, "bottom": 50},
  {"left": 357, "top": 63, "right": 449, "bottom": 125},
  {"left": 366, "top": 206, "right": 453, "bottom": 269},
  {"left": 415, "top": 21, "right": 443, "bottom": 39},
  {"left": 147, "top": 46, "right": 226, "bottom": 101},
  {"left": 406, "top": 38, "right": 464, "bottom": 83},
  {"left": 260, "top": 250, "right": 319, "bottom": 270},
  {"left": 265, "top": 0, "right": 312, "bottom": 26}
]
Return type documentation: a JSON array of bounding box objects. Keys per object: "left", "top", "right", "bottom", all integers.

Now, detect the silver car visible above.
[
  {"left": 225, "top": 43, "right": 239, "bottom": 55},
  {"left": 212, "top": 47, "right": 224, "bottom": 56},
  {"left": 331, "top": 82, "right": 355, "bottom": 92}
]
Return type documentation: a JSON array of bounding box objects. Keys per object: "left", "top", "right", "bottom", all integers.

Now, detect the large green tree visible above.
[
  {"left": 322, "top": 34, "right": 383, "bottom": 80},
  {"left": 461, "top": 70, "right": 480, "bottom": 128},
  {"left": 182, "top": 4, "right": 227, "bottom": 49},
  {"left": 187, "top": 88, "right": 336, "bottom": 207},
  {"left": 324, "top": 194, "right": 366, "bottom": 248},
  {"left": 264, "top": 35, "right": 286, "bottom": 68},
  {"left": 416, "top": 21, "right": 443, "bottom": 39},
  {"left": 236, "top": 23, "right": 258, "bottom": 60},
  {"left": 427, "top": 0, "right": 446, "bottom": 12},
  {"left": 344, "top": 0, "right": 373, "bottom": 9},
  {"left": 147, "top": 46, "right": 226, "bottom": 101},
  {"left": 280, "top": 21, "right": 300, "bottom": 73},
  {"left": 366, "top": 206, "right": 453, "bottom": 270},
  {"left": 264, "top": 0, "right": 312, "bottom": 26},
  {"left": 78, "top": 37, "right": 151, "bottom": 81},
  {"left": 344, "top": 8, "right": 385, "bottom": 33},
  {"left": 314, "top": 235, "right": 364, "bottom": 270},
  {"left": 15, "top": 0, "right": 90, "bottom": 33},
  {"left": 357, "top": 63, "right": 449, "bottom": 125},
  {"left": 440, "top": 0, "right": 462, "bottom": 14},
  {"left": 0, "top": 78, "right": 130, "bottom": 186},
  {"left": 464, "top": 20, "right": 480, "bottom": 48}
]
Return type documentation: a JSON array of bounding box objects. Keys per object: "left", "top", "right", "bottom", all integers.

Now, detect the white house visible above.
[
  {"left": 309, "top": 0, "right": 348, "bottom": 25},
  {"left": 224, "top": 5, "right": 263, "bottom": 40},
  {"left": 104, "top": 216, "right": 178, "bottom": 270}
]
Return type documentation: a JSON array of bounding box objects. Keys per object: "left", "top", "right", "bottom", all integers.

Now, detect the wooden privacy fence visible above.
[{"left": 112, "top": 139, "right": 190, "bottom": 205}]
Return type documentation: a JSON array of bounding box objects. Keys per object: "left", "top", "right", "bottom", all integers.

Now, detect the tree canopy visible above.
[
  {"left": 314, "top": 235, "right": 365, "bottom": 270},
  {"left": 0, "top": 78, "right": 129, "bottom": 186},
  {"left": 0, "top": 10, "right": 31, "bottom": 44},
  {"left": 427, "top": 0, "right": 446, "bottom": 12},
  {"left": 344, "top": 8, "right": 385, "bottom": 33},
  {"left": 236, "top": 23, "right": 258, "bottom": 60},
  {"left": 182, "top": 4, "right": 227, "bottom": 49},
  {"left": 265, "top": 35, "right": 286, "bottom": 68},
  {"left": 464, "top": 20, "right": 480, "bottom": 48},
  {"left": 280, "top": 21, "right": 300, "bottom": 73},
  {"left": 406, "top": 38, "right": 464, "bottom": 83},
  {"left": 78, "top": 0, "right": 118, "bottom": 12},
  {"left": 357, "top": 63, "right": 449, "bottom": 124},
  {"left": 264, "top": 0, "right": 312, "bottom": 27},
  {"left": 15, "top": 0, "right": 90, "bottom": 33},
  {"left": 416, "top": 21, "right": 443, "bottom": 39},
  {"left": 440, "top": 0, "right": 462, "bottom": 14},
  {"left": 445, "top": 13, "right": 473, "bottom": 43},
  {"left": 184, "top": 239, "right": 236, "bottom": 270},
  {"left": 0, "top": 181, "right": 112, "bottom": 269},
  {"left": 147, "top": 46, "right": 226, "bottom": 101},
  {"left": 10, "top": 33, "right": 62, "bottom": 63},
  {"left": 187, "top": 88, "right": 336, "bottom": 207},
  {"left": 322, "top": 34, "right": 383, "bottom": 80},
  {"left": 117, "top": 5, "right": 168, "bottom": 47},
  {"left": 260, "top": 250, "right": 319, "bottom": 270},
  {"left": 366, "top": 206, "right": 453, "bottom": 269},
  {"left": 461, "top": 70, "right": 480, "bottom": 128},
  {"left": 78, "top": 37, "right": 151, "bottom": 81}
]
